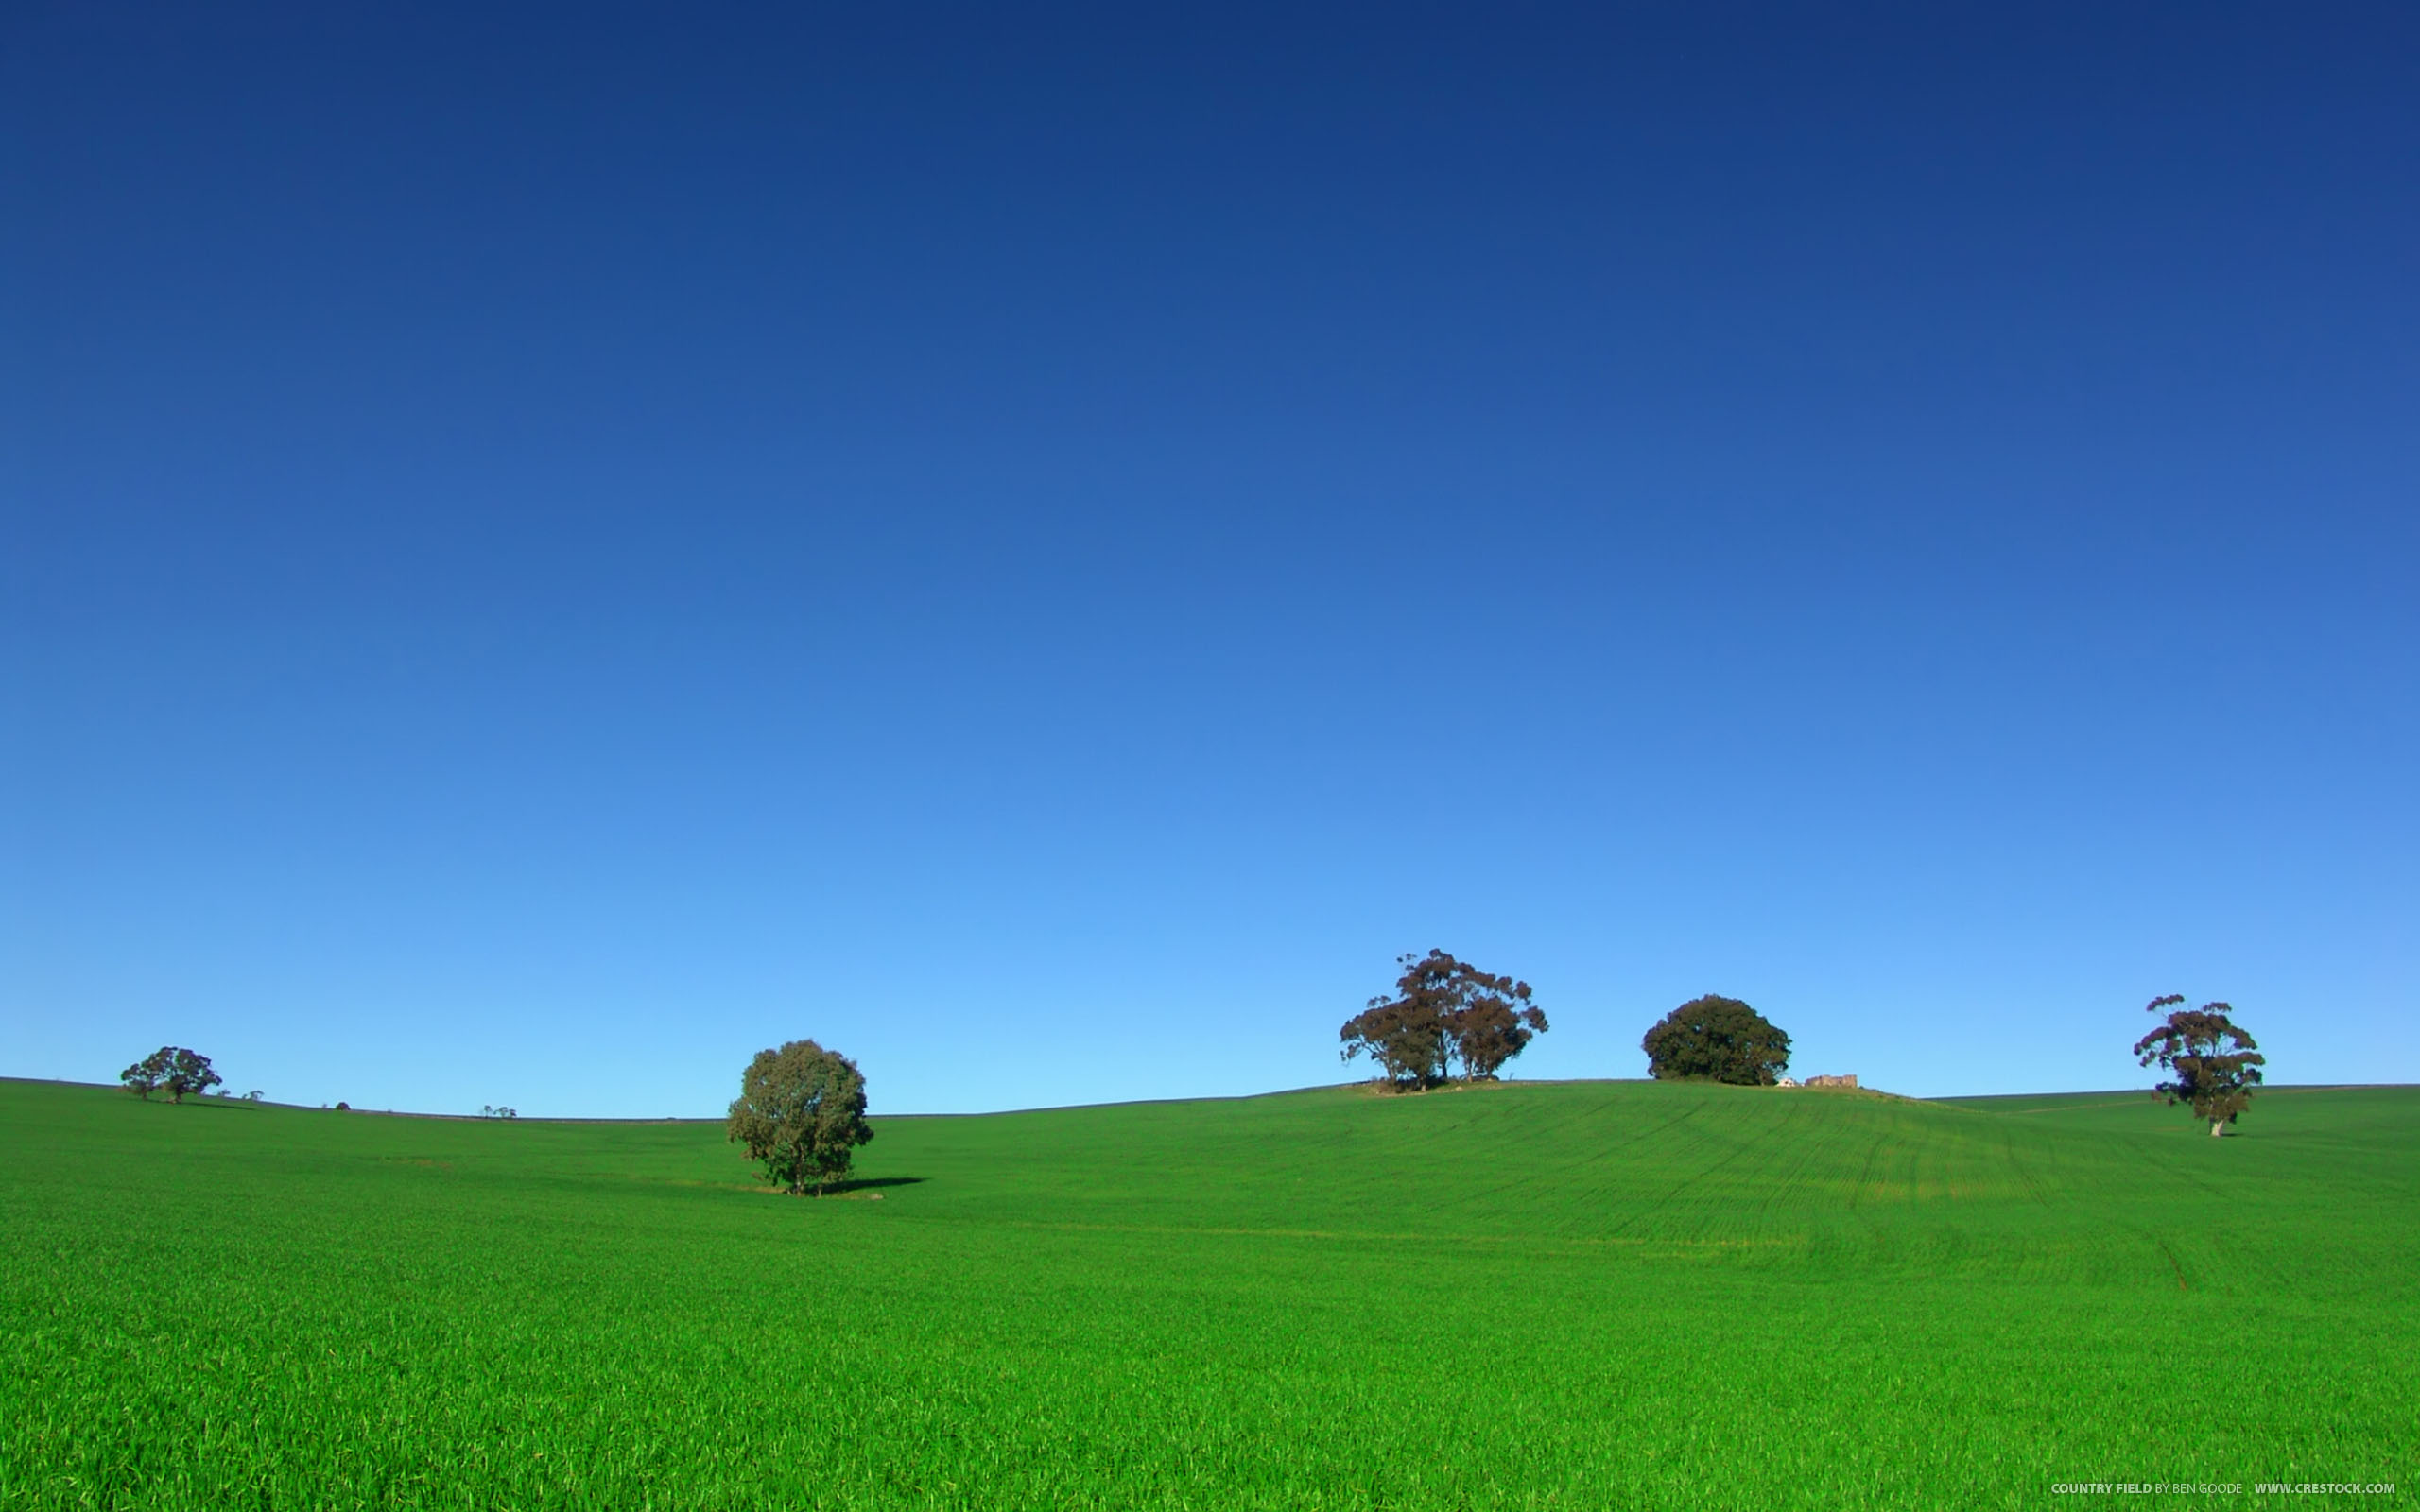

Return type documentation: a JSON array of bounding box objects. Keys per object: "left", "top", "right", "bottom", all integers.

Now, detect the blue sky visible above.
[{"left": 5, "top": 3, "right": 2413, "bottom": 1115}]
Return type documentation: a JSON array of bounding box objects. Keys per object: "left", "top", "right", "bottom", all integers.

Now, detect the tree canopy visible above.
[
  {"left": 727, "top": 1039, "right": 874, "bottom": 1194},
  {"left": 1640, "top": 996, "right": 1790, "bottom": 1085},
  {"left": 1340, "top": 950, "right": 1547, "bottom": 1090},
  {"left": 120, "top": 1047, "right": 221, "bottom": 1103},
  {"left": 2133, "top": 995, "right": 2263, "bottom": 1136},
  {"left": 120, "top": 1050, "right": 171, "bottom": 1100}
]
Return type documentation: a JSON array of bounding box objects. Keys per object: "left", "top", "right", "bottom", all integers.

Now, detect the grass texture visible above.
[{"left": 2, "top": 1076, "right": 2412, "bottom": 1509}]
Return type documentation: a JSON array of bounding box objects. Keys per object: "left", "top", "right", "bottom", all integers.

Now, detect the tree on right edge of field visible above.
[
  {"left": 1640, "top": 996, "right": 1790, "bottom": 1085},
  {"left": 2134, "top": 995, "right": 2263, "bottom": 1137},
  {"left": 727, "top": 1040, "right": 875, "bottom": 1194}
]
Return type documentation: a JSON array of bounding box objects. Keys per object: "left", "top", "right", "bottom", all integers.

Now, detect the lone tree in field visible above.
[
  {"left": 120, "top": 1047, "right": 221, "bottom": 1103},
  {"left": 1340, "top": 950, "right": 1547, "bottom": 1091},
  {"left": 1641, "top": 996, "right": 1790, "bottom": 1085},
  {"left": 727, "top": 1040, "right": 874, "bottom": 1194},
  {"left": 2134, "top": 995, "right": 2264, "bottom": 1137}
]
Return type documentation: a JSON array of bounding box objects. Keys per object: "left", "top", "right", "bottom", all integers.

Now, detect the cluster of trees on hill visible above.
[
  {"left": 1332, "top": 955, "right": 2268, "bottom": 1133},
  {"left": 1334, "top": 954, "right": 1798, "bottom": 1092}
]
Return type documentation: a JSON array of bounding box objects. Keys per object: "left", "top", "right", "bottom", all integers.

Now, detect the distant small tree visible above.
[
  {"left": 2134, "top": 995, "right": 2264, "bottom": 1137},
  {"left": 727, "top": 1040, "right": 874, "bottom": 1194},
  {"left": 120, "top": 1046, "right": 220, "bottom": 1102},
  {"left": 1641, "top": 996, "right": 1790, "bottom": 1085},
  {"left": 121, "top": 1048, "right": 174, "bottom": 1099},
  {"left": 1340, "top": 950, "right": 1547, "bottom": 1090}
]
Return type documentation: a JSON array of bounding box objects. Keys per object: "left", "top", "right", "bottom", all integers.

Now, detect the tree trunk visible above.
[{"left": 2210, "top": 1119, "right": 2225, "bottom": 1137}]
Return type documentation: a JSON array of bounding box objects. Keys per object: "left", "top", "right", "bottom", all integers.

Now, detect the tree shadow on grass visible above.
[{"left": 824, "top": 1176, "right": 925, "bottom": 1195}]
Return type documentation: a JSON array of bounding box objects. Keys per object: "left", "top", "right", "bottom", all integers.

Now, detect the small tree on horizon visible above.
[
  {"left": 1641, "top": 996, "right": 1790, "bottom": 1085},
  {"left": 2134, "top": 995, "right": 2264, "bottom": 1137},
  {"left": 121, "top": 1047, "right": 221, "bottom": 1103},
  {"left": 727, "top": 1040, "right": 874, "bottom": 1194}
]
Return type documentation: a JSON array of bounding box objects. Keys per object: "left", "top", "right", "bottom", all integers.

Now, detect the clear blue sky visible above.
[{"left": 5, "top": 3, "right": 2412, "bottom": 1116}]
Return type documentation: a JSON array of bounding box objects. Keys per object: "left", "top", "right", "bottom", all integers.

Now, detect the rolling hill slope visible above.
[{"left": 2, "top": 1077, "right": 2411, "bottom": 1508}]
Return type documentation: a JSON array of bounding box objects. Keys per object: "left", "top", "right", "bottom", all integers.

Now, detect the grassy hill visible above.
[{"left": 2, "top": 1077, "right": 2411, "bottom": 1508}]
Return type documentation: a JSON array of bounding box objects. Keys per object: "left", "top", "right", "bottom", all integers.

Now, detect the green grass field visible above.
[{"left": 2, "top": 1077, "right": 2411, "bottom": 1509}]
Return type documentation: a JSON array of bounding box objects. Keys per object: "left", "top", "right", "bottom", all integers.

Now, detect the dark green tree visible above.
[
  {"left": 2134, "top": 995, "right": 2264, "bottom": 1137},
  {"left": 727, "top": 1040, "right": 875, "bottom": 1194},
  {"left": 121, "top": 1048, "right": 174, "bottom": 1099},
  {"left": 1340, "top": 950, "right": 1547, "bottom": 1090},
  {"left": 163, "top": 1048, "right": 221, "bottom": 1103},
  {"left": 121, "top": 1046, "right": 220, "bottom": 1102},
  {"left": 1641, "top": 996, "right": 1790, "bottom": 1085}
]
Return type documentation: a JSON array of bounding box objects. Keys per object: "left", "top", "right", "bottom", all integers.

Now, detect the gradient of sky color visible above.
[{"left": 5, "top": 3, "right": 2413, "bottom": 1116}]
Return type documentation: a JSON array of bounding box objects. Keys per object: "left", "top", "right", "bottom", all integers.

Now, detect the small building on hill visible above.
[{"left": 1775, "top": 1076, "right": 1800, "bottom": 1088}]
